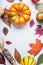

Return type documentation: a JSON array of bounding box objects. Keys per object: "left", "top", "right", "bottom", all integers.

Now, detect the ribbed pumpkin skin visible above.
[
  {"left": 21, "top": 56, "right": 36, "bottom": 65},
  {"left": 8, "top": 3, "right": 31, "bottom": 26}
]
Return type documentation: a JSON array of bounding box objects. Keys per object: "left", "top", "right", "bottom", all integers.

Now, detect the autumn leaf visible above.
[
  {"left": 36, "top": 54, "right": 43, "bottom": 65},
  {"left": 2, "top": 8, "right": 11, "bottom": 27},
  {"left": 3, "top": 27, "right": 8, "bottom": 35},
  {"left": 35, "top": 25, "right": 43, "bottom": 36},
  {"left": 30, "top": 19, "right": 35, "bottom": 27},
  {"left": 0, "top": 53, "right": 6, "bottom": 65},
  {"left": 28, "top": 39, "right": 43, "bottom": 56},
  {"left": 6, "top": 41, "right": 12, "bottom": 45},
  {"left": 14, "top": 48, "right": 21, "bottom": 64}
]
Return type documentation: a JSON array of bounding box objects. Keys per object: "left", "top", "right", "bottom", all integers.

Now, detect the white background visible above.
[{"left": 0, "top": 0, "right": 43, "bottom": 65}]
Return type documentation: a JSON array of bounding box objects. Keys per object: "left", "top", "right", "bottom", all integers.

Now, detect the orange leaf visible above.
[{"left": 28, "top": 39, "right": 43, "bottom": 56}]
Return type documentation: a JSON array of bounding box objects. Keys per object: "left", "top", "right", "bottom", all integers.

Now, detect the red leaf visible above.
[
  {"left": 37, "top": 25, "right": 42, "bottom": 28},
  {"left": 39, "top": 29, "right": 43, "bottom": 36},
  {"left": 30, "top": 19, "right": 34, "bottom": 27},
  {"left": 35, "top": 25, "right": 43, "bottom": 36},
  {"left": 35, "top": 25, "right": 42, "bottom": 31},
  {"left": 6, "top": 41, "right": 12, "bottom": 45},
  {"left": 0, "top": 53, "right": 5, "bottom": 64},
  {"left": 3, "top": 27, "right": 8, "bottom": 35},
  {"left": 35, "top": 29, "right": 41, "bottom": 34},
  {"left": 7, "top": 0, "right": 14, "bottom": 3}
]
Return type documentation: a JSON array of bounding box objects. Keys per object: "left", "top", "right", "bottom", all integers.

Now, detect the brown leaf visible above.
[
  {"left": 0, "top": 53, "right": 5, "bottom": 64},
  {"left": 2, "top": 8, "right": 11, "bottom": 27},
  {"left": 14, "top": 48, "right": 21, "bottom": 64},
  {"left": 2, "top": 18, "right": 11, "bottom": 27}
]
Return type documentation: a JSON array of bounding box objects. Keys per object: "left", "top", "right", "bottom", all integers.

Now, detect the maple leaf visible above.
[{"left": 28, "top": 39, "right": 43, "bottom": 56}]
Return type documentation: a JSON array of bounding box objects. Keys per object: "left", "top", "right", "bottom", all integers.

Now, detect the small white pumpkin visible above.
[{"left": 0, "top": 6, "right": 4, "bottom": 17}]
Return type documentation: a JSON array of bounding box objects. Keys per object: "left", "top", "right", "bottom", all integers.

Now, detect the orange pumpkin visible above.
[{"left": 8, "top": 3, "right": 31, "bottom": 26}]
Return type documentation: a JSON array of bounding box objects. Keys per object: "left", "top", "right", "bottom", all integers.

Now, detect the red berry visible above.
[{"left": 32, "top": 0, "right": 40, "bottom": 3}]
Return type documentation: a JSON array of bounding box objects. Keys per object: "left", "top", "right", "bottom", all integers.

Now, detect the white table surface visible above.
[{"left": 0, "top": 0, "right": 43, "bottom": 65}]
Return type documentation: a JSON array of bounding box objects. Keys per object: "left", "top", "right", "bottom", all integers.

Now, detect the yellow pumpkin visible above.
[
  {"left": 8, "top": 3, "right": 31, "bottom": 26},
  {"left": 21, "top": 56, "right": 36, "bottom": 65}
]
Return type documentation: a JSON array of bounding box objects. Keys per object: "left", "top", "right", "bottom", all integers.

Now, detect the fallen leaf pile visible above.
[
  {"left": 36, "top": 54, "right": 43, "bottom": 65},
  {"left": 0, "top": 53, "right": 6, "bottom": 65},
  {"left": 14, "top": 48, "right": 21, "bottom": 64},
  {"left": 2, "top": 8, "right": 11, "bottom": 27},
  {"left": 28, "top": 39, "right": 43, "bottom": 56},
  {"left": 35, "top": 25, "right": 43, "bottom": 36}
]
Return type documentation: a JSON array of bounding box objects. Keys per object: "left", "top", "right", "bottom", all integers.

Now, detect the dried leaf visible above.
[
  {"left": 3, "top": 27, "right": 8, "bottom": 35},
  {"left": 4, "top": 8, "right": 8, "bottom": 14},
  {"left": 2, "top": 18, "right": 11, "bottom": 27},
  {"left": 0, "top": 53, "right": 5, "bottom": 64},
  {"left": 35, "top": 29, "right": 41, "bottom": 34},
  {"left": 14, "top": 48, "right": 21, "bottom": 64},
  {"left": 39, "top": 29, "right": 43, "bottom": 36},
  {"left": 6, "top": 41, "right": 12, "bottom": 45},
  {"left": 35, "top": 25, "right": 43, "bottom": 36},
  {"left": 28, "top": 39, "right": 43, "bottom": 56},
  {"left": 30, "top": 19, "right": 34, "bottom": 27},
  {"left": 36, "top": 25, "right": 42, "bottom": 29},
  {"left": 7, "top": 0, "right": 14, "bottom": 3},
  {"left": 2, "top": 8, "right": 11, "bottom": 27}
]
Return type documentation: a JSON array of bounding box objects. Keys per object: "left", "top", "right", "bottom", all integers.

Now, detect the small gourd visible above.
[
  {"left": 36, "top": 11, "right": 43, "bottom": 23},
  {"left": 21, "top": 56, "right": 36, "bottom": 65}
]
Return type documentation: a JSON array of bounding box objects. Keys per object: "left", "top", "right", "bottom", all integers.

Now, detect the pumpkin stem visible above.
[{"left": 18, "top": 12, "right": 22, "bottom": 16}]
